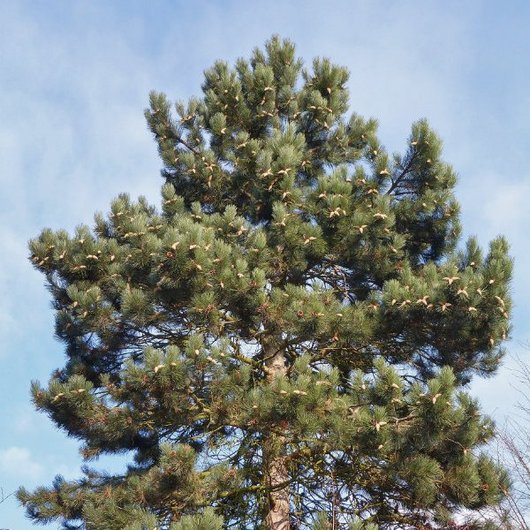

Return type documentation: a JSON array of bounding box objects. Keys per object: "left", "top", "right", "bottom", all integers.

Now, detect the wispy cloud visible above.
[{"left": 0, "top": 447, "right": 43, "bottom": 480}]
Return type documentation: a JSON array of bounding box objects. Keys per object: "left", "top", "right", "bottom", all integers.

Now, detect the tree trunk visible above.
[{"left": 263, "top": 339, "right": 290, "bottom": 530}]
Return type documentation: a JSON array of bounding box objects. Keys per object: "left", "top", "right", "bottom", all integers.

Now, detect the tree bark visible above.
[{"left": 263, "top": 338, "right": 290, "bottom": 530}]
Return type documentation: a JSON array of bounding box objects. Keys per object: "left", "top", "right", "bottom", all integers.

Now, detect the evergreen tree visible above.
[{"left": 18, "top": 37, "right": 513, "bottom": 529}]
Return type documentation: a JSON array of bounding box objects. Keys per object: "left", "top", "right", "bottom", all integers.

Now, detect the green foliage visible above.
[
  {"left": 349, "top": 519, "right": 379, "bottom": 530},
  {"left": 169, "top": 508, "right": 223, "bottom": 530},
  {"left": 19, "top": 36, "right": 512, "bottom": 529}
]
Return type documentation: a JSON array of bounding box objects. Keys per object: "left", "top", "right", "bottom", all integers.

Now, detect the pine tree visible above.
[{"left": 18, "top": 37, "right": 513, "bottom": 529}]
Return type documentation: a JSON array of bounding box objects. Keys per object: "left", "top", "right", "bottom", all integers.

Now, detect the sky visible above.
[{"left": 1, "top": 1, "right": 530, "bottom": 527}]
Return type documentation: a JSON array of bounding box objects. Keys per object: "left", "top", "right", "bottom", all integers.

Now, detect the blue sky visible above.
[{"left": 1, "top": 1, "right": 530, "bottom": 527}]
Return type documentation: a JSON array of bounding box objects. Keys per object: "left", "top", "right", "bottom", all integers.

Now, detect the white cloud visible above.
[
  {"left": 0, "top": 446, "right": 43, "bottom": 480},
  {"left": 53, "top": 463, "right": 83, "bottom": 481},
  {"left": 460, "top": 176, "right": 530, "bottom": 236}
]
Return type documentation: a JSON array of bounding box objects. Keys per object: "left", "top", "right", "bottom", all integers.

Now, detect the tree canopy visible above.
[{"left": 19, "top": 36, "right": 512, "bottom": 530}]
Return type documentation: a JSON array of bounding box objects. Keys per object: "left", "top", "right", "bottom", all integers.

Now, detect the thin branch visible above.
[{"left": 386, "top": 150, "right": 419, "bottom": 196}]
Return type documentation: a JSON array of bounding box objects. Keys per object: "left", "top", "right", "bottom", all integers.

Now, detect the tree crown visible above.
[{"left": 19, "top": 36, "right": 512, "bottom": 530}]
